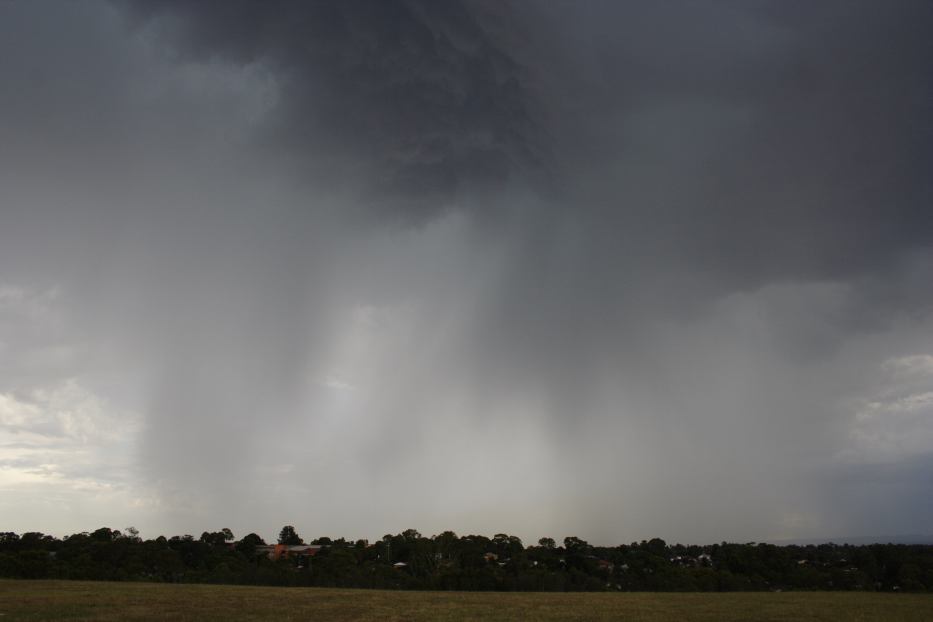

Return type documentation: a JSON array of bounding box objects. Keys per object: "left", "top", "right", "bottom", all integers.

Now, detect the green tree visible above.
[
  {"left": 564, "top": 536, "right": 590, "bottom": 553},
  {"left": 278, "top": 525, "right": 303, "bottom": 545},
  {"left": 434, "top": 531, "right": 458, "bottom": 562},
  {"left": 236, "top": 533, "right": 265, "bottom": 558}
]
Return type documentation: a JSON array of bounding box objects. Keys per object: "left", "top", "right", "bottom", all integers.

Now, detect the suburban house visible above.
[{"left": 254, "top": 544, "right": 323, "bottom": 562}]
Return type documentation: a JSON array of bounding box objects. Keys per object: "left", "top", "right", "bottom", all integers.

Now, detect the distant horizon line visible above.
[{"left": 8, "top": 527, "right": 933, "bottom": 548}]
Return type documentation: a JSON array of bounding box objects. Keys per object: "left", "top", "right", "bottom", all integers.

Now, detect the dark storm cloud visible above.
[
  {"left": 124, "top": 0, "right": 933, "bottom": 286},
  {"left": 124, "top": 0, "right": 546, "bottom": 223},
  {"left": 3, "top": 0, "right": 933, "bottom": 543},
  {"left": 546, "top": 0, "right": 933, "bottom": 289},
  {"left": 116, "top": 0, "right": 933, "bottom": 540}
]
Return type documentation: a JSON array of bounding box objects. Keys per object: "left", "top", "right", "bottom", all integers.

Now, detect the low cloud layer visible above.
[{"left": 1, "top": 0, "right": 932, "bottom": 544}]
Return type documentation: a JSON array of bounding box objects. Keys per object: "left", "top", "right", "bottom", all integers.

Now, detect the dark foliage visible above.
[{"left": 1, "top": 529, "right": 932, "bottom": 592}]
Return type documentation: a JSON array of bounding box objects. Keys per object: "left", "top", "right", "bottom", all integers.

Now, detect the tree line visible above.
[{"left": 1, "top": 527, "right": 932, "bottom": 592}]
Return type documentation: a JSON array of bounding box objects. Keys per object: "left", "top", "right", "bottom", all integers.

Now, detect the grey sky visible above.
[{"left": 1, "top": 0, "right": 932, "bottom": 545}]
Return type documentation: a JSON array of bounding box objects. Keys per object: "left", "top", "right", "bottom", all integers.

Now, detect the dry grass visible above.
[{"left": 1, "top": 580, "right": 932, "bottom": 621}]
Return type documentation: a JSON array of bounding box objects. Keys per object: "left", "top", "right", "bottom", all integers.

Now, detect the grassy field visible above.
[{"left": 1, "top": 581, "right": 932, "bottom": 621}]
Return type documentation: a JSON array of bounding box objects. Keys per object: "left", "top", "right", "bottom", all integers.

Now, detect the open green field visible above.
[{"left": 1, "top": 581, "right": 932, "bottom": 621}]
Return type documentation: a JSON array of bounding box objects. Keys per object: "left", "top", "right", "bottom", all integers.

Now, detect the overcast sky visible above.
[{"left": 1, "top": 0, "right": 932, "bottom": 545}]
